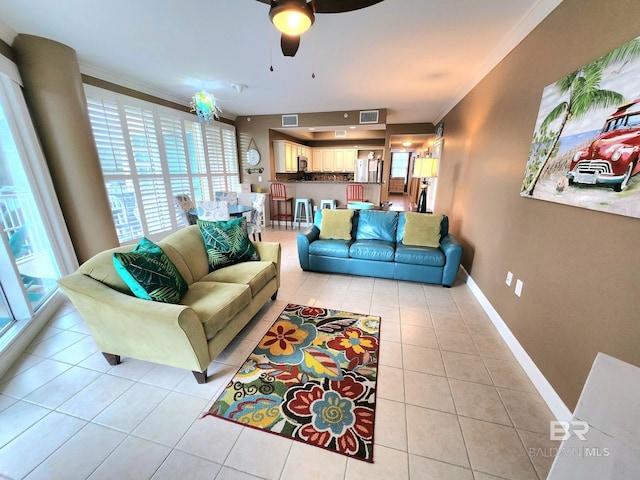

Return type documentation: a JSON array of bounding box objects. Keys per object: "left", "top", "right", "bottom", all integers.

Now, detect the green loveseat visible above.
[{"left": 58, "top": 225, "right": 281, "bottom": 383}]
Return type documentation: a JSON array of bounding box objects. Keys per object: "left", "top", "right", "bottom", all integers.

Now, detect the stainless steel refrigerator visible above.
[{"left": 354, "top": 158, "right": 382, "bottom": 183}]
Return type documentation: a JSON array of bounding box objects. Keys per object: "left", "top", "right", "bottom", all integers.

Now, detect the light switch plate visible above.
[
  {"left": 505, "top": 271, "right": 513, "bottom": 286},
  {"left": 515, "top": 279, "right": 523, "bottom": 297}
]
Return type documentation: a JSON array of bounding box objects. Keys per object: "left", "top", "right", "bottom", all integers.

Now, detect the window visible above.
[
  {"left": 84, "top": 85, "right": 240, "bottom": 244},
  {"left": 0, "top": 61, "right": 74, "bottom": 343},
  {"left": 391, "top": 152, "right": 410, "bottom": 179}
]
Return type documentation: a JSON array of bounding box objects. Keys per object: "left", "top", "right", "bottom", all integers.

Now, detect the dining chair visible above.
[
  {"left": 346, "top": 183, "right": 365, "bottom": 203},
  {"left": 247, "top": 194, "right": 265, "bottom": 241},
  {"left": 269, "top": 182, "right": 293, "bottom": 229},
  {"left": 197, "top": 200, "right": 230, "bottom": 221},
  {"left": 214, "top": 191, "right": 238, "bottom": 206},
  {"left": 174, "top": 194, "right": 198, "bottom": 225}
]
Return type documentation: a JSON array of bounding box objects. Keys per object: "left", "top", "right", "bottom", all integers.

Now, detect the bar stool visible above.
[
  {"left": 320, "top": 199, "right": 336, "bottom": 209},
  {"left": 269, "top": 182, "right": 294, "bottom": 229},
  {"left": 346, "top": 183, "right": 365, "bottom": 203},
  {"left": 294, "top": 198, "right": 312, "bottom": 228}
]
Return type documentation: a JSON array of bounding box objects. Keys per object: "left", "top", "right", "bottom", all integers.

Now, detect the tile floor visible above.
[{"left": 0, "top": 227, "right": 559, "bottom": 480}]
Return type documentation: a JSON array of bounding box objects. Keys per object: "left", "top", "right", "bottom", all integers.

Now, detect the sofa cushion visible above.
[
  {"left": 309, "top": 239, "right": 351, "bottom": 258},
  {"left": 202, "top": 261, "right": 277, "bottom": 297},
  {"left": 198, "top": 217, "right": 259, "bottom": 271},
  {"left": 181, "top": 281, "right": 252, "bottom": 340},
  {"left": 112, "top": 237, "right": 188, "bottom": 303},
  {"left": 319, "top": 209, "right": 354, "bottom": 240},
  {"left": 349, "top": 240, "right": 396, "bottom": 261},
  {"left": 397, "top": 213, "right": 449, "bottom": 243},
  {"left": 402, "top": 213, "right": 443, "bottom": 248},
  {"left": 395, "top": 244, "right": 446, "bottom": 267},
  {"left": 356, "top": 210, "right": 398, "bottom": 242}
]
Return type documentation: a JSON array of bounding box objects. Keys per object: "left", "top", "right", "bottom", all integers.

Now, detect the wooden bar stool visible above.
[{"left": 269, "top": 182, "right": 294, "bottom": 229}]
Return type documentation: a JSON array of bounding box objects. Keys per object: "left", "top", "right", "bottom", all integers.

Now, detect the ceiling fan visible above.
[{"left": 256, "top": 0, "right": 385, "bottom": 57}]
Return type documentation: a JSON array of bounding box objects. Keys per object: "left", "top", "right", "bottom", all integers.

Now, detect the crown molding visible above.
[
  {"left": 79, "top": 62, "right": 189, "bottom": 107},
  {"left": 434, "top": 0, "right": 564, "bottom": 123}
]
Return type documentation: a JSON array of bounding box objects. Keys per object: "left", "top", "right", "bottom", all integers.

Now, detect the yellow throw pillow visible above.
[
  {"left": 402, "top": 212, "right": 443, "bottom": 247},
  {"left": 319, "top": 209, "right": 354, "bottom": 240}
]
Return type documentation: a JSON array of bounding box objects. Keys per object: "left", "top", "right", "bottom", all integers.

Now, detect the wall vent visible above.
[
  {"left": 335, "top": 130, "right": 347, "bottom": 138},
  {"left": 282, "top": 114, "right": 298, "bottom": 127},
  {"left": 359, "top": 110, "right": 379, "bottom": 124}
]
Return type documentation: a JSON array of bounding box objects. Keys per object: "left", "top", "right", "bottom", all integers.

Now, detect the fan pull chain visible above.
[{"left": 311, "top": 25, "right": 316, "bottom": 79}]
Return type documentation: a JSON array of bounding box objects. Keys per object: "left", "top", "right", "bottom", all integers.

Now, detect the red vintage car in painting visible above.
[{"left": 567, "top": 98, "right": 640, "bottom": 191}]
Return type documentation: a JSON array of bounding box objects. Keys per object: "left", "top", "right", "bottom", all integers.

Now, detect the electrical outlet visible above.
[
  {"left": 258, "top": 175, "right": 262, "bottom": 182},
  {"left": 505, "top": 271, "right": 513, "bottom": 286},
  {"left": 515, "top": 279, "right": 523, "bottom": 297}
]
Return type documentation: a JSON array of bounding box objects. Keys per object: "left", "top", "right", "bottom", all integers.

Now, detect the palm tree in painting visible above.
[{"left": 523, "top": 37, "right": 640, "bottom": 195}]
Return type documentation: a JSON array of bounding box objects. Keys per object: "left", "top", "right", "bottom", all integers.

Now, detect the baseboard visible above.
[{"left": 460, "top": 266, "right": 572, "bottom": 422}]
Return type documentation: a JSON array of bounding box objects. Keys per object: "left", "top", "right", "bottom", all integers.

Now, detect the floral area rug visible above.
[{"left": 206, "top": 304, "right": 381, "bottom": 462}]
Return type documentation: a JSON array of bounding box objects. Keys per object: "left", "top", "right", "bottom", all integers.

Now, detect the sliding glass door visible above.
[{"left": 0, "top": 65, "right": 71, "bottom": 341}]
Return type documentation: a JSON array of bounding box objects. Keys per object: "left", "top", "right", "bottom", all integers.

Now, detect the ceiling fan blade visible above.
[
  {"left": 313, "top": 0, "right": 384, "bottom": 14},
  {"left": 281, "top": 33, "right": 301, "bottom": 57}
]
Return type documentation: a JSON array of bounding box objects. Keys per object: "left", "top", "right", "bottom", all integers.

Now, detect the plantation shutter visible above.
[{"left": 84, "top": 84, "right": 240, "bottom": 244}]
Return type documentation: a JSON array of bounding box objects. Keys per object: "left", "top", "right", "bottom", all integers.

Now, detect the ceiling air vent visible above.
[
  {"left": 359, "top": 110, "right": 379, "bottom": 124},
  {"left": 335, "top": 130, "right": 347, "bottom": 138},
  {"left": 282, "top": 114, "right": 298, "bottom": 127}
]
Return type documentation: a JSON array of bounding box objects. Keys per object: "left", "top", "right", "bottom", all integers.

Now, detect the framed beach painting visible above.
[{"left": 521, "top": 35, "right": 640, "bottom": 220}]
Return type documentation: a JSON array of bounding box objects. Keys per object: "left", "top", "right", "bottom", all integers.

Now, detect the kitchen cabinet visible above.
[
  {"left": 273, "top": 140, "right": 306, "bottom": 173},
  {"left": 311, "top": 148, "right": 357, "bottom": 173}
]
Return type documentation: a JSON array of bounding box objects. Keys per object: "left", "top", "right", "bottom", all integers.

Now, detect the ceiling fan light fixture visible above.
[{"left": 270, "top": 1, "right": 314, "bottom": 35}]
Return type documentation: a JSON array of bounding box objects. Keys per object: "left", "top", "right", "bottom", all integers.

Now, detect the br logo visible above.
[{"left": 550, "top": 420, "right": 589, "bottom": 441}]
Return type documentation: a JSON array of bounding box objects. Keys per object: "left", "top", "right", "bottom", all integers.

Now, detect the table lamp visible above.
[{"left": 413, "top": 156, "right": 439, "bottom": 213}]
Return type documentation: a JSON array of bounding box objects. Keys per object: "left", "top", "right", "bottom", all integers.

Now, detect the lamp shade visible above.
[
  {"left": 413, "top": 157, "right": 439, "bottom": 178},
  {"left": 270, "top": 1, "right": 315, "bottom": 35}
]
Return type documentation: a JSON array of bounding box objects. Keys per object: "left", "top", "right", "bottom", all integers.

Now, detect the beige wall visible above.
[{"left": 437, "top": 0, "right": 640, "bottom": 409}]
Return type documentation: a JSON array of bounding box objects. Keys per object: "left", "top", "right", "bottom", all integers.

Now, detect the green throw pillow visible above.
[
  {"left": 113, "top": 237, "right": 188, "bottom": 303},
  {"left": 319, "top": 209, "right": 354, "bottom": 240},
  {"left": 402, "top": 213, "right": 443, "bottom": 248},
  {"left": 198, "top": 217, "right": 259, "bottom": 271}
]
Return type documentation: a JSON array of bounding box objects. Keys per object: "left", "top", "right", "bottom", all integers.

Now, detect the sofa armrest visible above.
[
  {"left": 252, "top": 241, "right": 281, "bottom": 287},
  {"left": 58, "top": 273, "right": 210, "bottom": 371},
  {"left": 297, "top": 226, "right": 320, "bottom": 270},
  {"left": 440, "top": 234, "right": 463, "bottom": 287}
]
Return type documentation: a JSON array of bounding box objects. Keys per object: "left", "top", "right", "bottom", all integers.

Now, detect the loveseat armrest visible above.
[
  {"left": 297, "top": 226, "right": 320, "bottom": 270},
  {"left": 252, "top": 241, "right": 281, "bottom": 287},
  {"left": 440, "top": 234, "right": 463, "bottom": 287},
  {"left": 58, "top": 273, "right": 210, "bottom": 372}
]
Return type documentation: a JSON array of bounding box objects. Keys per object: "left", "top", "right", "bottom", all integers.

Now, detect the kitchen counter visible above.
[{"left": 267, "top": 181, "right": 382, "bottom": 209}]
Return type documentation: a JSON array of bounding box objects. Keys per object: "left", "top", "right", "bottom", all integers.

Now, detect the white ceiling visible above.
[{"left": 0, "top": 0, "right": 561, "bottom": 125}]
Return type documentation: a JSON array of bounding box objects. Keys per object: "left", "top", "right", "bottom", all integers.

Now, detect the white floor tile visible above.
[
  {"left": 24, "top": 366, "right": 102, "bottom": 409},
  {"left": 87, "top": 435, "right": 171, "bottom": 480},
  {"left": 24, "top": 422, "right": 125, "bottom": 480},
  {"left": 345, "top": 444, "right": 409, "bottom": 480},
  {"left": 0, "top": 411, "right": 86, "bottom": 479},
  {"left": 152, "top": 449, "right": 222, "bottom": 480},
  {"left": 0, "top": 358, "right": 72, "bottom": 399},
  {"left": 224, "top": 427, "right": 292, "bottom": 480},
  {"left": 280, "top": 440, "right": 348, "bottom": 480},
  {"left": 132, "top": 391, "right": 208, "bottom": 447},
  {"left": 57, "top": 374, "right": 133, "bottom": 420},
  {"left": 176, "top": 414, "right": 243, "bottom": 464},
  {"left": 0, "top": 400, "right": 50, "bottom": 448}
]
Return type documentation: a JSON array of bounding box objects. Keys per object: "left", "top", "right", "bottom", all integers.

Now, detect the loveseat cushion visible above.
[
  {"left": 181, "top": 281, "right": 252, "bottom": 340},
  {"left": 198, "top": 217, "right": 259, "bottom": 271},
  {"left": 309, "top": 239, "right": 351, "bottom": 258},
  {"left": 202, "top": 261, "right": 277, "bottom": 297},
  {"left": 112, "top": 237, "right": 188, "bottom": 304},
  {"left": 394, "top": 244, "right": 445, "bottom": 267},
  {"left": 356, "top": 210, "right": 398, "bottom": 242},
  {"left": 350, "top": 240, "right": 396, "bottom": 261}
]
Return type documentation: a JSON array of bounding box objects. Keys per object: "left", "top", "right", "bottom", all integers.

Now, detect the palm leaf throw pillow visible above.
[
  {"left": 113, "top": 237, "right": 188, "bottom": 303},
  {"left": 197, "top": 217, "right": 259, "bottom": 271}
]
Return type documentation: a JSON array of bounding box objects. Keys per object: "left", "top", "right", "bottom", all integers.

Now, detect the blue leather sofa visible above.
[{"left": 297, "top": 209, "right": 463, "bottom": 287}]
